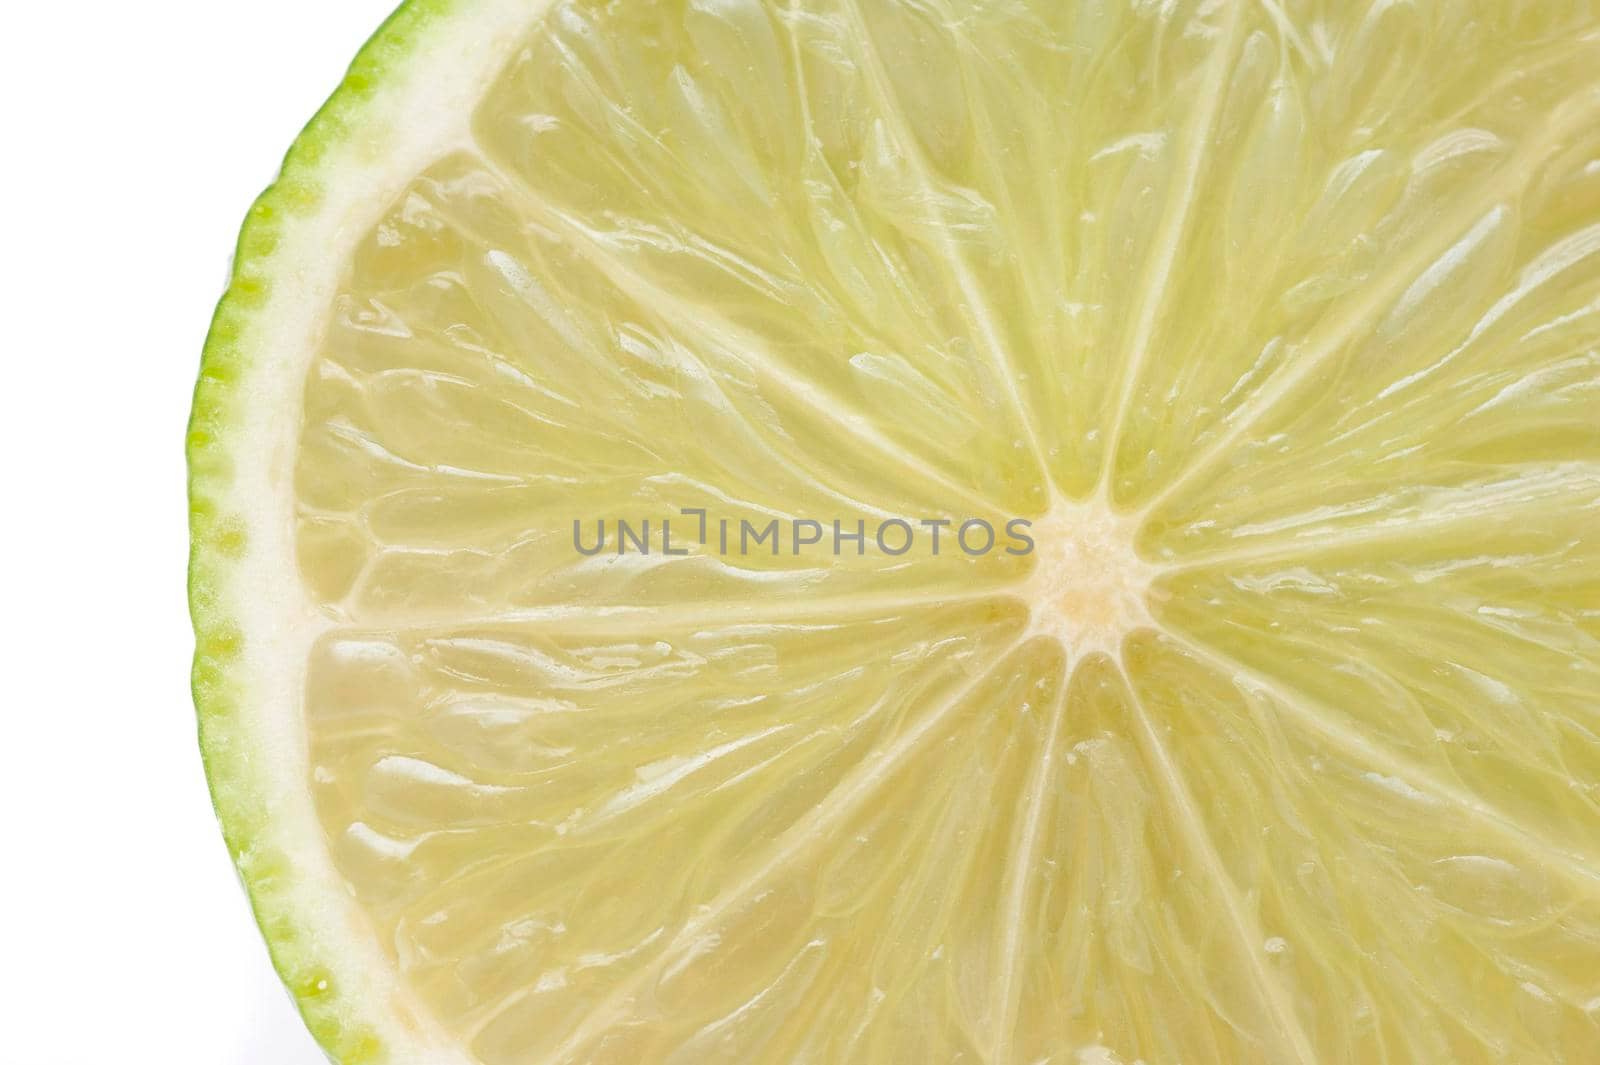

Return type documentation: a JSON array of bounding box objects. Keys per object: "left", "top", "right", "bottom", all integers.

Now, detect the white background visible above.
[{"left": 2, "top": 3, "right": 398, "bottom": 1061}]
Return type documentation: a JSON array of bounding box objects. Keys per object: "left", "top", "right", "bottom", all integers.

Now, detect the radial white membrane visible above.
[
  {"left": 473, "top": 2, "right": 1051, "bottom": 514},
  {"left": 310, "top": 612, "right": 1054, "bottom": 1062},
  {"left": 1110, "top": 6, "right": 1600, "bottom": 510},
  {"left": 1155, "top": 540, "right": 1600, "bottom": 872},
  {"left": 299, "top": 149, "right": 1037, "bottom": 622},
  {"left": 1125, "top": 633, "right": 1600, "bottom": 1063},
  {"left": 281, "top": 0, "right": 1600, "bottom": 1061}
]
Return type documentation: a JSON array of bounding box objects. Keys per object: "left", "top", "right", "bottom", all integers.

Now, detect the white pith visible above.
[{"left": 214, "top": 3, "right": 551, "bottom": 1059}]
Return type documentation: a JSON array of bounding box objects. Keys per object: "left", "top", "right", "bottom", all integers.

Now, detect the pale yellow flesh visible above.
[{"left": 294, "top": 1, "right": 1600, "bottom": 1062}]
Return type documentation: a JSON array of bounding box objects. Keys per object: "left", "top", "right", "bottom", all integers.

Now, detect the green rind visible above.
[{"left": 187, "top": 2, "right": 462, "bottom": 1061}]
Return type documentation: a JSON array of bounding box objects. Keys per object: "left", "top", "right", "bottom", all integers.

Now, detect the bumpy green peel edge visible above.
[{"left": 187, "top": 2, "right": 456, "bottom": 1060}]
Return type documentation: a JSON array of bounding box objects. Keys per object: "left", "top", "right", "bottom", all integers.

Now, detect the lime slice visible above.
[{"left": 190, "top": 1, "right": 1600, "bottom": 1062}]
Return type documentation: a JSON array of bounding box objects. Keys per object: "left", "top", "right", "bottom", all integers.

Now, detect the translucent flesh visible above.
[{"left": 294, "top": 1, "right": 1600, "bottom": 1061}]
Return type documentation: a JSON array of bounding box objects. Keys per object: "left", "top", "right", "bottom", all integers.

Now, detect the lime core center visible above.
[{"left": 1021, "top": 499, "right": 1158, "bottom": 658}]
